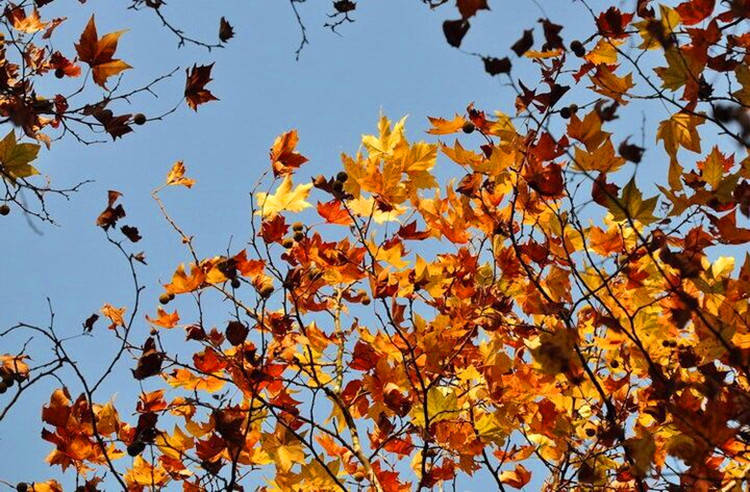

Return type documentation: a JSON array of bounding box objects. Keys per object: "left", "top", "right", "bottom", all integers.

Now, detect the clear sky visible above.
[{"left": 0, "top": 0, "right": 726, "bottom": 489}]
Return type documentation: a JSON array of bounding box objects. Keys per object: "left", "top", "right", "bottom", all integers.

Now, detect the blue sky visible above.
[{"left": 1, "top": 0, "right": 732, "bottom": 489}]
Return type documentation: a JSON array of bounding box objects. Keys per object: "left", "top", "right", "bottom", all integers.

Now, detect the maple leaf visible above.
[
  {"left": 255, "top": 175, "right": 313, "bottom": 218},
  {"left": 74, "top": 15, "right": 131, "bottom": 88},
  {"left": 219, "top": 16, "right": 234, "bottom": 42},
  {"left": 6, "top": 4, "right": 47, "bottom": 33},
  {"left": 574, "top": 140, "right": 626, "bottom": 173},
  {"left": 457, "top": 0, "right": 489, "bottom": 19},
  {"left": 164, "top": 263, "right": 206, "bottom": 295},
  {"left": 657, "top": 112, "right": 704, "bottom": 188},
  {"left": 262, "top": 427, "right": 306, "bottom": 472},
  {"left": 675, "top": 0, "right": 715, "bottom": 25},
  {"left": 654, "top": 47, "right": 704, "bottom": 92},
  {"left": 499, "top": 464, "right": 532, "bottom": 489},
  {"left": 426, "top": 114, "right": 467, "bottom": 135},
  {"left": 606, "top": 177, "right": 659, "bottom": 225},
  {"left": 165, "top": 160, "right": 195, "bottom": 188},
  {"left": 596, "top": 7, "right": 633, "bottom": 39},
  {"left": 317, "top": 199, "right": 353, "bottom": 225},
  {"left": 184, "top": 63, "right": 218, "bottom": 111},
  {"left": 589, "top": 65, "right": 634, "bottom": 104},
  {"left": 584, "top": 38, "right": 621, "bottom": 65},
  {"left": 511, "top": 28, "right": 534, "bottom": 56},
  {"left": 146, "top": 307, "right": 179, "bottom": 329},
  {"left": 124, "top": 456, "right": 170, "bottom": 489},
  {"left": 133, "top": 337, "right": 163, "bottom": 380},
  {"left": 100, "top": 303, "right": 126, "bottom": 330},
  {"left": 91, "top": 108, "right": 133, "bottom": 140},
  {"left": 49, "top": 51, "right": 81, "bottom": 78},
  {"left": 270, "top": 129, "right": 308, "bottom": 176},
  {"left": 635, "top": 4, "right": 682, "bottom": 50},
  {"left": 0, "top": 129, "right": 40, "bottom": 180},
  {"left": 96, "top": 190, "right": 126, "bottom": 230},
  {"left": 732, "top": 64, "right": 750, "bottom": 105},
  {"left": 567, "top": 110, "right": 610, "bottom": 151}
]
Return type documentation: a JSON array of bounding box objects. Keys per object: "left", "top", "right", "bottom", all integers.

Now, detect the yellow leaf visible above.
[
  {"left": 166, "top": 160, "right": 195, "bottom": 188},
  {"left": 607, "top": 177, "right": 658, "bottom": 225},
  {"left": 573, "top": 139, "right": 626, "bottom": 173},
  {"left": 100, "top": 303, "right": 126, "bottom": 329},
  {"left": 155, "top": 425, "right": 194, "bottom": 459},
  {"left": 347, "top": 196, "right": 405, "bottom": 223},
  {"left": 29, "top": 480, "right": 63, "bottom": 492},
  {"left": 0, "top": 130, "right": 40, "bottom": 180},
  {"left": 525, "top": 48, "right": 563, "bottom": 59},
  {"left": 426, "top": 114, "right": 466, "bottom": 135},
  {"left": 635, "top": 4, "right": 681, "bottom": 50},
  {"left": 124, "top": 455, "right": 170, "bottom": 488},
  {"left": 657, "top": 112, "right": 704, "bottom": 157},
  {"left": 362, "top": 114, "right": 407, "bottom": 158},
  {"left": 567, "top": 110, "right": 610, "bottom": 151},
  {"left": 584, "top": 38, "right": 621, "bottom": 65},
  {"left": 589, "top": 65, "right": 633, "bottom": 104},
  {"left": 262, "top": 428, "right": 306, "bottom": 472},
  {"left": 654, "top": 47, "right": 703, "bottom": 91},
  {"left": 733, "top": 64, "right": 750, "bottom": 105},
  {"left": 255, "top": 175, "right": 313, "bottom": 218}
]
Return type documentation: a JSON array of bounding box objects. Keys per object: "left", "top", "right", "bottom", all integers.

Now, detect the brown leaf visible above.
[
  {"left": 92, "top": 108, "right": 132, "bottom": 140},
  {"left": 539, "top": 18, "right": 564, "bottom": 51},
  {"left": 334, "top": 0, "right": 356, "bottom": 13},
  {"left": 457, "top": 0, "right": 489, "bottom": 19},
  {"left": 185, "top": 63, "right": 218, "bottom": 111},
  {"left": 82, "top": 313, "right": 99, "bottom": 332},
  {"left": 132, "top": 337, "right": 163, "bottom": 380},
  {"left": 96, "top": 190, "right": 125, "bottom": 230},
  {"left": 618, "top": 138, "right": 645, "bottom": 163},
  {"left": 219, "top": 16, "right": 234, "bottom": 42},
  {"left": 443, "top": 19, "right": 470, "bottom": 48},
  {"left": 226, "top": 321, "right": 248, "bottom": 346},
  {"left": 483, "top": 56, "right": 511, "bottom": 76},
  {"left": 120, "top": 225, "right": 141, "bottom": 242},
  {"left": 511, "top": 29, "right": 534, "bottom": 56}
]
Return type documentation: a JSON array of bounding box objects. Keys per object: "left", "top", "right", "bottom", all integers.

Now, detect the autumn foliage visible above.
[{"left": 5, "top": 0, "right": 750, "bottom": 491}]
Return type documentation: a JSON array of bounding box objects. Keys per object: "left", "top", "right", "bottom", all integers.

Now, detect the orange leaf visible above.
[
  {"left": 426, "top": 114, "right": 467, "bottom": 135},
  {"left": 165, "top": 160, "right": 195, "bottom": 188},
  {"left": 499, "top": 464, "right": 532, "bottom": 488},
  {"left": 270, "top": 129, "right": 308, "bottom": 176},
  {"left": 100, "top": 303, "right": 126, "bottom": 329},
  {"left": 74, "top": 15, "right": 131, "bottom": 88},
  {"left": 317, "top": 199, "right": 353, "bottom": 225},
  {"left": 146, "top": 307, "right": 180, "bottom": 329}
]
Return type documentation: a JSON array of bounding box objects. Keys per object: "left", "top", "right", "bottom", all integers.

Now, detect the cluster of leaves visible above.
[
  {"left": 0, "top": 0, "right": 222, "bottom": 221},
  {"left": 4, "top": 0, "right": 750, "bottom": 491}
]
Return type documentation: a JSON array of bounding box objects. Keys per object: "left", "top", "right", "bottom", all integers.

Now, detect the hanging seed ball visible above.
[
  {"left": 282, "top": 238, "right": 294, "bottom": 249},
  {"left": 336, "top": 171, "right": 348, "bottom": 183},
  {"left": 570, "top": 40, "right": 585, "bottom": 57},
  {"left": 159, "top": 293, "right": 171, "bottom": 305},
  {"left": 462, "top": 121, "right": 475, "bottom": 134},
  {"left": 231, "top": 278, "right": 241, "bottom": 289}
]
